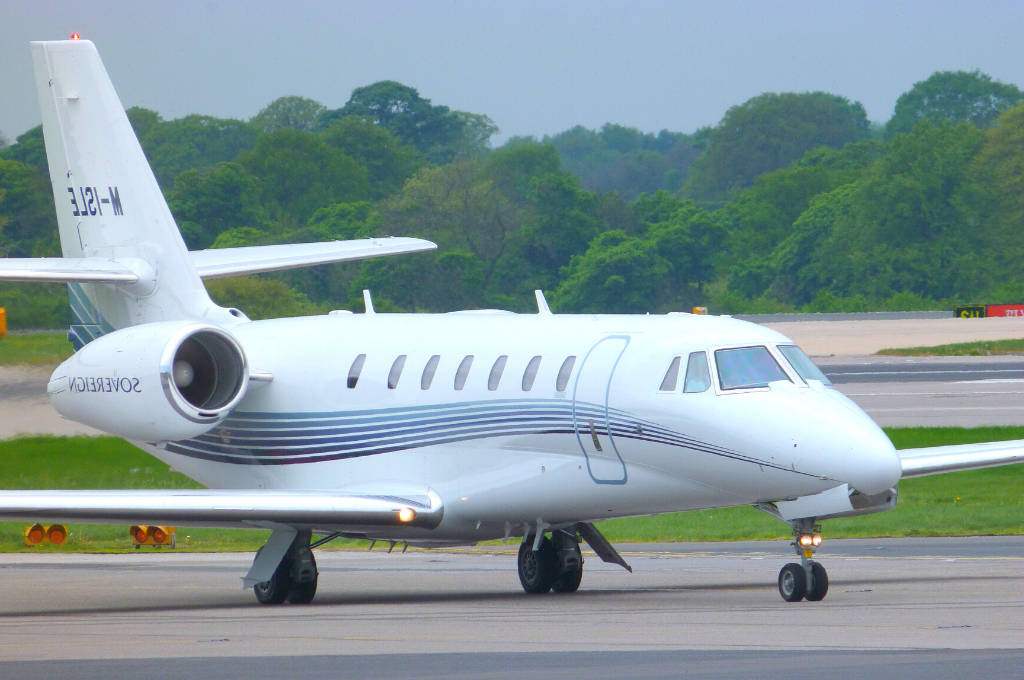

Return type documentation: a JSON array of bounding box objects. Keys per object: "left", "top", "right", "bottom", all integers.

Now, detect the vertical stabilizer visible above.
[{"left": 30, "top": 40, "right": 230, "bottom": 333}]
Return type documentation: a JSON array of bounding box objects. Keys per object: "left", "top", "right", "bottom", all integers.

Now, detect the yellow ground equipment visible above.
[
  {"left": 129, "top": 525, "right": 176, "bottom": 548},
  {"left": 0, "top": 307, "right": 6, "bottom": 337},
  {"left": 691, "top": 306, "right": 708, "bottom": 315},
  {"left": 23, "top": 523, "right": 67, "bottom": 546}
]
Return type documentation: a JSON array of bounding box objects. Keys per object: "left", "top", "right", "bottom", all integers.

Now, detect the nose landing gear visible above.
[{"left": 778, "top": 519, "right": 828, "bottom": 602}]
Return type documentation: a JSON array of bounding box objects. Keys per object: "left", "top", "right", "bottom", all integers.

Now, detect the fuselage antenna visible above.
[{"left": 535, "top": 290, "right": 552, "bottom": 315}]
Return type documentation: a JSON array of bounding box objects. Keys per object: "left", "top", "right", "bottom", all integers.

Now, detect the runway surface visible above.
[
  {"left": 0, "top": 537, "right": 1020, "bottom": 677},
  {"left": 816, "top": 356, "right": 1024, "bottom": 427}
]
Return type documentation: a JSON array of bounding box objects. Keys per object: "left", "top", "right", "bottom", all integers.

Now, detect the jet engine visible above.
[{"left": 48, "top": 321, "right": 249, "bottom": 442}]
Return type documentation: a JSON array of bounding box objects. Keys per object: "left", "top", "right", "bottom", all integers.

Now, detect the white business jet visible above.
[{"left": 1, "top": 39, "right": 1021, "bottom": 605}]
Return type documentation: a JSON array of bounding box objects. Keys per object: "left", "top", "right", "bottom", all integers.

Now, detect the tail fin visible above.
[
  {"left": 2, "top": 40, "right": 435, "bottom": 345},
  {"left": 30, "top": 39, "right": 227, "bottom": 333}
]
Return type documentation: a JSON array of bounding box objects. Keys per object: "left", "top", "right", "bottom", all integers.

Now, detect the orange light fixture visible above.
[
  {"left": 25, "top": 523, "right": 45, "bottom": 545},
  {"left": 397, "top": 507, "right": 416, "bottom": 523},
  {"left": 129, "top": 525, "right": 176, "bottom": 548},
  {"left": 71, "top": 33, "right": 80, "bottom": 40},
  {"left": 24, "top": 523, "right": 67, "bottom": 546},
  {"left": 47, "top": 525, "right": 68, "bottom": 544}
]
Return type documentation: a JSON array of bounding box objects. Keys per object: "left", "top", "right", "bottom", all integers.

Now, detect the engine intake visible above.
[
  {"left": 49, "top": 321, "right": 249, "bottom": 442},
  {"left": 161, "top": 326, "right": 247, "bottom": 420}
]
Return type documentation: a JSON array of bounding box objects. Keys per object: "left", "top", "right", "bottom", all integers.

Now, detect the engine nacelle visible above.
[{"left": 48, "top": 321, "right": 249, "bottom": 442}]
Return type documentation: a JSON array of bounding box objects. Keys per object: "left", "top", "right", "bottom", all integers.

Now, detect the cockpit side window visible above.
[
  {"left": 714, "top": 346, "right": 790, "bottom": 390},
  {"left": 682, "top": 352, "right": 711, "bottom": 393},
  {"left": 778, "top": 345, "right": 832, "bottom": 386},
  {"left": 659, "top": 356, "right": 681, "bottom": 391}
]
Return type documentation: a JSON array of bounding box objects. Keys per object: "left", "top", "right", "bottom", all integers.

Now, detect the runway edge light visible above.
[
  {"left": 129, "top": 525, "right": 176, "bottom": 548},
  {"left": 24, "top": 523, "right": 68, "bottom": 546}
]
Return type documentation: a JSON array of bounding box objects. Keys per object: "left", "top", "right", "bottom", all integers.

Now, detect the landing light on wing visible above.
[{"left": 398, "top": 507, "right": 416, "bottom": 523}]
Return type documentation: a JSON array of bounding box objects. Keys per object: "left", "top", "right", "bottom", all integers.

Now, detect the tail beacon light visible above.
[{"left": 47, "top": 321, "right": 249, "bottom": 442}]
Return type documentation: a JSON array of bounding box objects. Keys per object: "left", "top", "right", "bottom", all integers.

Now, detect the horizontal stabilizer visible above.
[
  {"left": 899, "top": 439, "right": 1024, "bottom": 478},
  {"left": 0, "top": 488, "right": 443, "bottom": 530},
  {"left": 189, "top": 237, "right": 437, "bottom": 280},
  {"left": 0, "top": 258, "right": 139, "bottom": 283}
]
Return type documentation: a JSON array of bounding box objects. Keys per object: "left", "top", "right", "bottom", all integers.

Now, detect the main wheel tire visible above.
[
  {"left": 778, "top": 562, "right": 807, "bottom": 602},
  {"left": 804, "top": 561, "right": 829, "bottom": 601},
  {"left": 286, "top": 577, "right": 318, "bottom": 604},
  {"left": 254, "top": 556, "right": 291, "bottom": 605},
  {"left": 552, "top": 566, "right": 583, "bottom": 593},
  {"left": 518, "top": 537, "right": 556, "bottom": 594},
  {"left": 286, "top": 552, "right": 318, "bottom": 604}
]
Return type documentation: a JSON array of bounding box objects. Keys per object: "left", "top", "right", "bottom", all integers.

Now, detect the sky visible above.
[{"left": 2, "top": 1, "right": 1023, "bottom": 145}]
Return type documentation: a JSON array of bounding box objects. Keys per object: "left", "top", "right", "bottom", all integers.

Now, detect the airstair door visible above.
[{"left": 572, "top": 336, "right": 629, "bottom": 484}]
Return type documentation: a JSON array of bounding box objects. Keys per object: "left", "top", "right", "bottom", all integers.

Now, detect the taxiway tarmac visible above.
[{"left": 0, "top": 537, "right": 1020, "bottom": 668}]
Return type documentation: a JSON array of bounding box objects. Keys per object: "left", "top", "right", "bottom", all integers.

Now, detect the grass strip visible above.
[
  {"left": 0, "top": 428, "right": 1022, "bottom": 552},
  {"left": 0, "top": 331, "right": 74, "bottom": 367},
  {"left": 877, "top": 338, "right": 1024, "bottom": 356}
]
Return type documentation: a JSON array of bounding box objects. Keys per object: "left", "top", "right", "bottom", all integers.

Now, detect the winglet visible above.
[
  {"left": 363, "top": 289, "right": 375, "bottom": 315},
  {"left": 535, "top": 290, "right": 552, "bottom": 315}
]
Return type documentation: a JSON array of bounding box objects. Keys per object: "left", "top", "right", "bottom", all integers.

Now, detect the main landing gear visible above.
[
  {"left": 253, "top": 530, "right": 320, "bottom": 605},
  {"left": 516, "top": 522, "right": 632, "bottom": 594},
  {"left": 518, "top": 530, "right": 584, "bottom": 594},
  {"left": 778, "top": 518, "right": 828, "bottom": 603}
]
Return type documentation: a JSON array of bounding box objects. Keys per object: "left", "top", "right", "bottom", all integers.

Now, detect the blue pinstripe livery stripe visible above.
[{"left": 163, "top": 399, "right": 814, "bottom": 477}]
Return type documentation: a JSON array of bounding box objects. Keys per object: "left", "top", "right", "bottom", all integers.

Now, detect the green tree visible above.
[
  {"left": 552, "top": 231, "right": 671, "bottom": 313},
  {"left": 204, "top": 276, "right": 323, "bottom": 319},
  {"left": 166, "top": 162, "right": 270, "bottom": 249},
  {"left": 236, "top": 129, "right": 367, "bottom": 224},
  {"left": 544, "top": 124, "right": 701, "bottom": 199},
  {"left": 886, "top": 70, "right": 1024, "bottom": 137},
  {"left": 321, "top": 80, "right": 496, "bottom": 163},
  {"left": 959, "top": 104, "right": 1024, "bottom": 277},
  {"left": 251, "top": 96, "right": 328, "bottom": 133},
  {"left": 125, "top": 107, "right": 162, "bottom": 142},
  {"left": 797, "top": 122, "right": 987, "bottom": 301},
  {"left": 683, "top": 92, "right": 869, "bottom": 203},
  {"left": 0, "top": 126, "right": 48, "bottom": 173},
  {"left": 376, "top": 160, "right": 524, "bottom": 281},
  {"left": 321, "top": 116, "right": 421, "bottom": 199},
  {"left": 141, "top": 115, "right": 258, "bottom": 189},
  {"left": 348, "top": 249, "right": 487, "bottom": 312},
  {"left": 0, "top": 159, "right": 57, "bottom": 257}
]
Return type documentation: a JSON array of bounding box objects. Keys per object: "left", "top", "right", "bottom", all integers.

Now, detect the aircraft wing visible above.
[
  {"left": 0, "top": 488, "right": 443, "bottom": 530},
  {"left": 899, "top": 440, "right": 1024, "bottom": 478},
  {"left": 0, "top": 257, "right": 140, "bottom": 283},
  {"left": 189, "top": 237, "right": 437, "bottom": 280}
]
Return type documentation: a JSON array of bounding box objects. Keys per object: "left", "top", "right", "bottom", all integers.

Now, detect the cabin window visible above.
[
  {"left": 488, "top": 356, "right": 508, "bottom": 391},
  {"left": 682, "top": 352, "right": 711, "bottom": 393},
  {"left": 347, "top": 354, "right": 366, "bottom": 388},
  {"left": 659, "top": 356, "right": 681, "bottom": 391},
  {"left": 778, "top": 345, "right": 832, "bottom": 386},
  {"left": 421, "top": 355, "right": 440, "bottom": 390},
  {"left": 522, "top": 356, "right": 542, "bottom": 391},
  {"left": 388, "top": 355, "right": 407, "bottom": 389},
  {"left": 556, "top": 356, "right": 576, "bottom": 392},
  {"left": 454, "top": 355, "right": 474, "bottom": 390},
  {"left": 714, "top": 346, "right": 789, "bottom": 390}
]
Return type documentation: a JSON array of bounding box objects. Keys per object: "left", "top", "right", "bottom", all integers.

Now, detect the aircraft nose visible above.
[
  {"left": 799, "top": 389, "right": 902, "bottom": 495},
  {"left": 836, "top": 420, "right": 902, "bottom": 494}
]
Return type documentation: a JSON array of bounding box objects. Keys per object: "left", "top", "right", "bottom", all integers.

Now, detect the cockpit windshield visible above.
[
  {"left": 777, "top": 345, "right": 832, "bottom": 386},
  {"left": 714, "top": 346, "right": 790, "bottom": 390}
]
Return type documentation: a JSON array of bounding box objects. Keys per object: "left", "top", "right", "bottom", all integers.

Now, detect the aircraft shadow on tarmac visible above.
[{"left": 0, "top": 573, "right": 1013, "bottom": 618}]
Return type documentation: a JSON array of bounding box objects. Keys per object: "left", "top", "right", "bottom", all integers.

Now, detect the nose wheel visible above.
[{"left": 778, "top": 520, "right": 828, "bottom": 602}]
